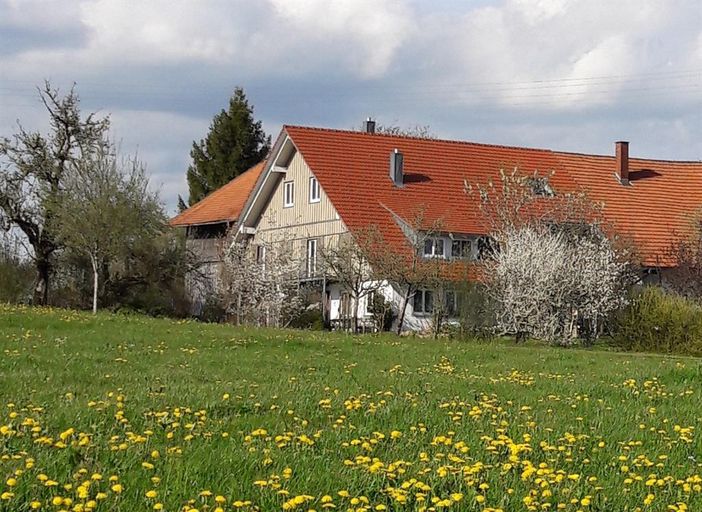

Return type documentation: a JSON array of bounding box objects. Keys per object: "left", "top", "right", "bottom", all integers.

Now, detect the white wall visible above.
[{"left": 327, "top": 280, "right": 433, "bottom": 333}]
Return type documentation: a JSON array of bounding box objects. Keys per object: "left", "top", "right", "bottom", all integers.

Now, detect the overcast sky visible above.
[{"left": 1, "top": 0, "right": 701, "bottom": 213}]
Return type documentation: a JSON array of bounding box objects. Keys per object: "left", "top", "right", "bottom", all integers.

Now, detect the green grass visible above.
[{"left": 0, "top": 304, "right": 700, "bottom": 512}]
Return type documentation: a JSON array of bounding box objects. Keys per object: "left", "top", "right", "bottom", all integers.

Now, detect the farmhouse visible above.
[{"left": 172, "top": 123, "right": 702, "bottom": 329}]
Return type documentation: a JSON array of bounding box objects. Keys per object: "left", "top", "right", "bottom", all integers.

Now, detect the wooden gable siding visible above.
[{"left": 252, "top": 151, "right": 347, "bottom": 263}]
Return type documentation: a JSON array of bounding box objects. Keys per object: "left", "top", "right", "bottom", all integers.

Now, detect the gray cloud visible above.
[{"left": 1, "top": 0, "right": 700, "bottom": 214}]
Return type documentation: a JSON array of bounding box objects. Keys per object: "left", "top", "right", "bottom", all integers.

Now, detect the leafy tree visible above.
[
  {"left": 0, "top": 231, "right": 33, "bottom": 303},
  {"left": 185, "top": 87, "right": 270, "bottom": 205},
  {"left": 0, "top": 82, "right": 110, "bottom": 304},
  {"left": 54, "top": 143, "right": 163, "bottom": 314}
]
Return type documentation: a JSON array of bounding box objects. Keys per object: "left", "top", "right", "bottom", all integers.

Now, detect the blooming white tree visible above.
[
  {"left": 486, "top": 226, "right": 628, "bottom": 344},
  {"left": 470, "top": 168, "right": 630, "bottom": 344},
  {"left": 221, "top": 234, "right": 302, "bottom": 327}
]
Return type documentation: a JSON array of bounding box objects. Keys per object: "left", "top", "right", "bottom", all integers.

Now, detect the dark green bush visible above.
[
  {"left": 455, "top": 282, "right": 496, "bottom": 340},
  {"left": 0, "top": 235, "right": 33, "bottom": 303},
  {"left": 612, "top": 287, "right": 702, "bottom": 356},
  {"left": 289, "top": 307, "right": 324, "bottom": 330},
  {"left": 368, "top": 292, "right": 395, "bottom": 332}
]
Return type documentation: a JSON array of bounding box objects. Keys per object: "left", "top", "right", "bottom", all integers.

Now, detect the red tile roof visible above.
[
  {"left": 170, "top": 161, "right": 265, "bottom": 227},
  {"left": 284, "top": 126, "right": 702, "bottom": 267}
]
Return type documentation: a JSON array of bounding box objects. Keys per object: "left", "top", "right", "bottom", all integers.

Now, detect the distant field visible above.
[{"left": 0, "top": 304, "right": 700, "bottom": 512}]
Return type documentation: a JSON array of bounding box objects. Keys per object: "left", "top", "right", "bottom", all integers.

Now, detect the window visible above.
[
  {"left": 451, "top": 239, "right": 473, "bottom": 260},
  {"left": 423, "top": 238, "right": 445, "bottom": 258},
  {"left": 445, "top": 291, "right": 457, "bottom": 317},
  {"left": 413, "top": 289, "right": 433, "bottom": 315},
  {"left": 255, "top": 245, "right": 267, "bottom": 273},
  {"left": 283, "top": 181, "right": 294, "bottom": 207},
  {"left": 527, "top": 176, "right": 554, "bottom": 197},
  {"left": 309, "top": 177, "right": 320, "bottom": 203},
  {"left": 306, "top": 239, "right": 318, "bottom": 277}
]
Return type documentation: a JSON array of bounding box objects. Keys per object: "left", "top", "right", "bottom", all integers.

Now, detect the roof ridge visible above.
[
  {"left": 285, "top": 125, "right": 702, "bottom": 165},
  {"left": 170, "top": 160, "right": 266, "bottom": 225},
  {"left": 554, "top": 150, "right": 702, "bottom": 165},
  {"left": 189, "top": 161, "right": 266, "bottom": 208},
  {"left": 284, "top": 124, "right": 556, "bottom": 154}
]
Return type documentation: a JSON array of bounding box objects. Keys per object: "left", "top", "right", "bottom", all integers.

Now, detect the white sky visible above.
[{"left": 1, "top": 0, "right": 700, "bottom": 213}]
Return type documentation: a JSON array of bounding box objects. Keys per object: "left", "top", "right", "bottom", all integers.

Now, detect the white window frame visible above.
[
  {"left": 451, "top": 239, "right": 473, "bottom": 260},
  {"left": 309, "top": 176, "right": 320, "bottom": 203},
  {"left": 306, "top": 239, "right": 318, "bottom": 277},
  {"left": 283, "top": 180, "right": 294, "bottom": 208},
  {"left": 256, "top": 245, "right": 266, "bottom": 271},
  {"left": 413, "top": 289, "right": 433, "bottom": 315},
  {"left": 445, "top": 290, "right": 457, "bottom": 317},
  {"left": 423, "top": 237, "right": 445, "bottom": 258}
]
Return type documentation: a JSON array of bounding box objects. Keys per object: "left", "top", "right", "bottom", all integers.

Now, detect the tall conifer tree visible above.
[{"left": 185, "top": 87, "right": 270, "bottom": 205}]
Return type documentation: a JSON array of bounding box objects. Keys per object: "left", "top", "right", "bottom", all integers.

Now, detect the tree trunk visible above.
[
  {"left": 433, "top": 311, "right": 442, "bottom": 339},
  {"left": 33, "top": 258, "right": 51, "bottom": 306},
  {"left": 353, "top": 294, "right": 360, "bottom": 333},
  {"left": 91, "top": 256, "right": 99, "bottom": 314},
  {"left": 396, "top": 284, "right": 412, "bottom": 335}
]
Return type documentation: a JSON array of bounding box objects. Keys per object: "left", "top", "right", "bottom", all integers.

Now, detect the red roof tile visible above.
[
  {"left": 170, "top": 161, "right": 265, "bottom": 227},
  {"left": 284, "top": 126, "right": 702, "bottom": 267}
]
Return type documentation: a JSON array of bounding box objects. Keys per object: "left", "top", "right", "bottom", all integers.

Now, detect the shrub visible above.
[
  {"left": 455, "top": 282, "right": 496, "bottom": 340},
  {"left": 611, "top": 287, "right": 702, "bottom": 356},
  {"left": 289, "top": 307, "right": 324, "bottom": 330},
  {"left": 368, "top": 291, "right": 395, "bottom": 332},
  {"left": 0, "top": 234, "right": 33, "bottom": 303}
]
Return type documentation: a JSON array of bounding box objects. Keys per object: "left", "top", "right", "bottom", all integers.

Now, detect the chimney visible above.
[
  {"left": 616, "top": 141, "right": 630, "bottom": 185},
  {"left": 364, "top": 117, "right": 376, "bottom": 134},
  {"left": 389, "top": 148, "right": 403, "bottom": 187}
]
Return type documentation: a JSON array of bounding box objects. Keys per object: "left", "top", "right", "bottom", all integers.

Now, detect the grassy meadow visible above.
[{"left": 0, "top": 304, "right": 700, "bottom": 512}]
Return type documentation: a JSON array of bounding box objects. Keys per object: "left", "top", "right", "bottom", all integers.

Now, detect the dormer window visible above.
[
  {"left": 283, "top": 180, "right": 294, "bottom": 207},
  {"left": 423, "top": 238, "right": 445, "bottom": 258},
  {"left": 528, "top": 176, "right": 554, "bottom": 197},
  {"left": 309, "top": 177, "right": 320, "bottom": 203}
]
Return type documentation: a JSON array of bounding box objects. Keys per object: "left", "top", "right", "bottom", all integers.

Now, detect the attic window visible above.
[
  {"left": 283, "top": 180, "right": 294, "bottom": 207},
  {"left": 528, "top": 176, "right": 554, "bottom": 197},
  {"left": 309, "top": 177, "right": 320, "bottom": 203}
]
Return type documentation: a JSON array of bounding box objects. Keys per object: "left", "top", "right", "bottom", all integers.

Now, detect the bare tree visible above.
[
  {"left": 365, "top": 208, "right": 446, "bottom": 335},
  {"left": 0, "top": 82, "right": 110, "bottom": 304},
  {"left": 53, "top": 143, "right": 163, "bottom": 314},
  {"left": 665, "top": 215, "right": 702, "bottom": 300},
  {"left": 465, "top": 167, "right": 604, "bottom": 236},
  {"left": 375, "top": 124, "right": 435, "bottom": 139},
  {"left": 357, "top": 121, "right": 435, "bottom": 139},
  {"left": 320, "top": 229, "right": 387, "bottom": 332}
]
